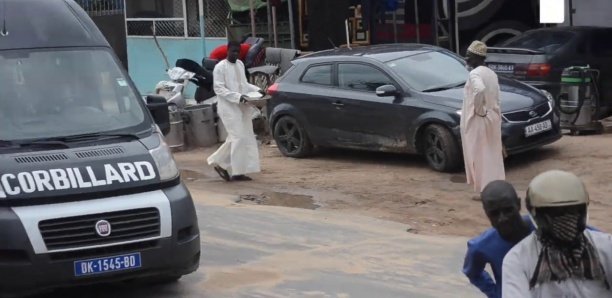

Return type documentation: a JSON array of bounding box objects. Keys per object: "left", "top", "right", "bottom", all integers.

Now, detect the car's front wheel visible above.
[
  {"left": 273, "top": 116, "right": 313, "bottom": 158},
  {"left": 422, "top": 124, "right": 461, "bottom": 172}
]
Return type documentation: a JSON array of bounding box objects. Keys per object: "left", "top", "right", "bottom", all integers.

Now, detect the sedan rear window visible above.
[
  {"left": 501, "top": 30, "right": 576, "bottom": 54},
  {"left": 301, "top": 64, "right": 333, "bottom": 86}
]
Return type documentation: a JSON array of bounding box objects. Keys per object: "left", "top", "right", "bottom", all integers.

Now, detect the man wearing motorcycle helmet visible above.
[{"left": 502, "top": 170, "right": 612, "bottom": 297}]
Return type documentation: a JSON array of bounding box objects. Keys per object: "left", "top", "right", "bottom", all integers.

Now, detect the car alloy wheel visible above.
[
  {"left": 273, "top": 116, "right": 312, "bottom": 158},
  {"left": 422, "top": 124, "right": 460, "bottom": 172}
]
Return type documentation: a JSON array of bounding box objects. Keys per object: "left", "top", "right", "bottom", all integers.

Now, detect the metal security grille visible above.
[
  {"left": 39, "top": 208, "right": 160, "bottom": 251},
  {"left": 204, "top": 0, "right": 230, "bottom": 37},
  {"left": 74, "top": 0, "right": 124, "bottom": 16},
  {"left": 126, "top": 0, "right": 202, "bottom": 37}
]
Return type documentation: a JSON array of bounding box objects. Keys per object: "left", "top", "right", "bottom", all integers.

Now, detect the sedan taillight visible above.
[{"left": 514, "top": 63, "right": 551, "bottom": 78}]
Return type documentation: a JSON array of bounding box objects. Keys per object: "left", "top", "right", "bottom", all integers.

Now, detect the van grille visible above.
[
  {"left": 75, "top": 147, "right": 125, "bottom": 159},
  {"left": 503, "top": 102, "right": 551, "bottom": 122},
  {"left": 14, "top": 154, "right": 69, "bottom": 163},
  {"left": 39, "top": 208, "right": 160, "bottom": 251}
]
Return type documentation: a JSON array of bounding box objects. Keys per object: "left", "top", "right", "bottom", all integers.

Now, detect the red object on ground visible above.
[{"left": 209, "top": 44, "right": 251, "bottom": 61}]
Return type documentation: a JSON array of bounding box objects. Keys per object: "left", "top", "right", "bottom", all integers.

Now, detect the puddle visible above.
[
  {"left": 449, "top": 175, "right": 466, "bottom": 184},
  {"left": 181, "top": 169, "right": 207, "bottom": 182},
  {"left": 238, "top": 192, "right": 320, "bottom": 210}
]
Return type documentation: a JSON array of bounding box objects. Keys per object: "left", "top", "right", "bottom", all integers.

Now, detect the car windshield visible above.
[
  {"left": 385, "top": 51, "right": 468, "bottom": 92},
  {"left": 501, "top": 30, "right": 576, "bottom": 53},
  {"left": 0, "top": 48, "right": 148, "bottom": 142}
]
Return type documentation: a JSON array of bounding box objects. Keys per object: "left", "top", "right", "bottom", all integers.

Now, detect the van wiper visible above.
[
  {"left": 41, "top": 132, "right": 142, "bottom": 143},
  {"left": 422, "top": 82, "right": 466, "bottom": 92},
  {"left": 0, "top": 140, "right": 15, "bottom": 147}
]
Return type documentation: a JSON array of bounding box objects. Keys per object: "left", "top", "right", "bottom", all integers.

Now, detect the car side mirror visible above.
[
  {"left": 146, "top": 95, "right": 171, "bottom": 136},
  {"left": 376, "top": 85, "right": 400, "bottom": 97}
]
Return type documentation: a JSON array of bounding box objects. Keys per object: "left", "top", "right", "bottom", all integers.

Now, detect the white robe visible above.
[
  {"left": 502, "top": 230, "right": 612, "bottom": 298},
  {"left": 460, "top": 66, "right": 505, "bottom": 192},
  {"left": 207, "top": 59, "right": 261, "bottom": 176}
]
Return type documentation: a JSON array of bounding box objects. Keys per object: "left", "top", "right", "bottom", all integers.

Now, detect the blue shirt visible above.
[
  {"left": 463, "top": 216, "right": 597, "bottom": 298},
  {"left": 462, "top": 216, "right": 534, "bottom": 298}
]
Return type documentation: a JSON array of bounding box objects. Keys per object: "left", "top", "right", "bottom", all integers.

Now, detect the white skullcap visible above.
[{"left": 467, "top": 40, "right": 487, "bottom": 57}]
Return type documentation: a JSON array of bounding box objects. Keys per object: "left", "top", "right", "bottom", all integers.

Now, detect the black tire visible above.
[
  {"left": 273, "top": 116, "right": 313, "bottom": 158},
  {"left": 453, "top": 0, "right": 507, "bottom": 31},
  {"left": 140, "top": 274, "right": 182, "bottom": 285},
  {"left": 474, "top": 20, "right": 529, "bottom": 47},
  {"left": 421, "top": 124, "right": 461, "bottom": 172}
]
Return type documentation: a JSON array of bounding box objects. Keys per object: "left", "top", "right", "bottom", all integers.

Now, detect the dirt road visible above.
[{"left": 176, "top": 128, "right": 612, "bottom": 237}]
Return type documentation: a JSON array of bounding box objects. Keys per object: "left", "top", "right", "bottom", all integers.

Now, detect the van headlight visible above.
[
  {"left": 149, "top": 132, "right": 179, "bottom": 181},
  {"left": 540, "top": 89, "right": 555, "bottom": 108}
]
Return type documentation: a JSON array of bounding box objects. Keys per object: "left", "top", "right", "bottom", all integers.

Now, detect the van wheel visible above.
[
  {"left": 142, "top": 274, "right": 182, "bottom": 285},
  {"left": 273, "top": 116, "right": 313, "bottom": 158},
  {"left": 422, "top": 124, "right": 461, "bottom": 172}
]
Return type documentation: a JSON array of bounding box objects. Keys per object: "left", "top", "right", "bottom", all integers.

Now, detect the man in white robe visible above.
[
  {"left": 207, "top": 41, "right": 264, "bottom": 181},
  {"left": 460, "top": 40, "right": 505, "bottom": 195}
]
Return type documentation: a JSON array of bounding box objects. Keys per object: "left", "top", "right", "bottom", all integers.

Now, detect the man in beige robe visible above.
[{"left": 460, "top": 41, "right": 505, "bottom": 194}]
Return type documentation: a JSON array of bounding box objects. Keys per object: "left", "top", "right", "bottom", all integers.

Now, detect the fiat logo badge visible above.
[{"left": 95, "top": 220, "right": 112, "bottom": 237}]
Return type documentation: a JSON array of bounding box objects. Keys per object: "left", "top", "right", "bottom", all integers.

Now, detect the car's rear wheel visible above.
[
  {"left": 273, "top": 116, "right": 313, "bottom": 158},
  {"left": 422, "top": 124, "right": 461, "bottom": 172}
]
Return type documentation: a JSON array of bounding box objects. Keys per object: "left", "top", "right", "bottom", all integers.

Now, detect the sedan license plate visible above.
[
  {"left": 488, "top": 63, "right": 514, "bottom": 74},
  {"left": 74, "top": 252, "right": 141, "bottom": 277},
  {"left": 525, "top": 120, "right": 552, "bottom": 137}
]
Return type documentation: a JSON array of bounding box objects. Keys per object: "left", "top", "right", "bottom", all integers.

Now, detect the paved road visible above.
[{"left": 43, "top": 189, "right": 480, "bottom": 298}]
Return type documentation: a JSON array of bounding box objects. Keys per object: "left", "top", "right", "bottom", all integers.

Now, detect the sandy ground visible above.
[{"left": 175, "top": 123, "right": 612, "bottom": 237}]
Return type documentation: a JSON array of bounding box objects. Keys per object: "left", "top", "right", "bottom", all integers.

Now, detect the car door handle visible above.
[{"left": 332, "top": 102, "right": 344, "bottom": 107}]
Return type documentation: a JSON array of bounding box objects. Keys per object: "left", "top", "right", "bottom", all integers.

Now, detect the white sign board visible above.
[{"left": 540, "top": 0, "right": 565, "bottom": 23}]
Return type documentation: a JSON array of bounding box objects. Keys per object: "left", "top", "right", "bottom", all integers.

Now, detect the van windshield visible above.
[{"left": 0, "top": 48, "right": 148, "bottom": 142}]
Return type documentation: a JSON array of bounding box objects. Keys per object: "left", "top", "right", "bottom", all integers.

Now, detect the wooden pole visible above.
[
  {"left": 288, "top": 0, "right": 296, "bottom": 49},
  {"left": 272, "top": 6, "right": 278, "bottom": 47},
  {"left": 249, "top": 0, "right": 256, "bottom": 37}
]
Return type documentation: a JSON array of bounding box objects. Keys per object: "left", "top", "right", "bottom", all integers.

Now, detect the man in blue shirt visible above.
[{"left": 462, "top": 180, "right": 532, "bottom": 298}]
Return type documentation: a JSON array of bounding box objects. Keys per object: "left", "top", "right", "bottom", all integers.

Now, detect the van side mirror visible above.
[
  {"left": 376, "top": 85, "right": 400, "bottom": 97},
  {"left": 146, "top": 95, "right": 171, "bottom": 135}
]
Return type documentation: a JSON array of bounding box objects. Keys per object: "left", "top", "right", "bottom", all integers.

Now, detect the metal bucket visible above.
[
  {"left": 165, "top": 109, "right": 184, "bottom": 149},
  {"left": 183, "top": 104, "right": 217, "bottom": 148}
]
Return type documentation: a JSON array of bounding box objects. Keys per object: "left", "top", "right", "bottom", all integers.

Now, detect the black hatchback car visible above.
[{"left": 266, "top": 44, "right": 562, "bottom": 172}]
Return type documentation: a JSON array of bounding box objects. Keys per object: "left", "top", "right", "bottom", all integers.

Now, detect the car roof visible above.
[
  {"left": 296, "top": 43, "right": 447, "bottom": 63},
  {"left": 0, "top": 0, "right": 109, "bottom": 51},
  {"left": 525, "top": 26, "right": 612, "bottom": 33}
]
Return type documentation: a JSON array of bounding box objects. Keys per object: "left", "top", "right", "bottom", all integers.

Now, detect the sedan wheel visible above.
[
  {"left": 422, "top": 124, "right": 461, "bottom": 172},
  {"left": 273, "top": 116, "right": 313, "bottom": 158}
]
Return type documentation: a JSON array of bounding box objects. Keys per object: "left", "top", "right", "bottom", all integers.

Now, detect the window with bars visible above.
[
  {"left": 125, "top": 0, "right": 197, "bottom": 37},
  {"left": 125, "top": 0, "right": 229, "bottom": 38}
]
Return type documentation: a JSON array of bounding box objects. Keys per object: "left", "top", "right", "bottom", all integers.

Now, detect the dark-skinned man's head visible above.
[
  {"left": 481, "top": 180, "right": 524, "bottom": 242},
  {"left": 226, "top": 41, "right": 241, "bottom": 64},
  {"left": 465, "top": 40, "right": 487, "bottom": 70}
]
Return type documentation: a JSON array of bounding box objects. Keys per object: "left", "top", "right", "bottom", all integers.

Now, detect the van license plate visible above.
[
  {"left": 74, "top": 253, "right": 141, "bottom": 277},
  {"left": 525, "top": 120, "right": 552, "bottom": 137}
]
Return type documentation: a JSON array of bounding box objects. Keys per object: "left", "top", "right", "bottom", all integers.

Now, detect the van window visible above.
[{"left": 0, "top": 49, "right": 147, "bottom": 141}]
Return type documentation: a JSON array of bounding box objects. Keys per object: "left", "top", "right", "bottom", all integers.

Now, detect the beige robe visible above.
[{"left": 460, "top": 66, "right": 505, "bottom": 192}]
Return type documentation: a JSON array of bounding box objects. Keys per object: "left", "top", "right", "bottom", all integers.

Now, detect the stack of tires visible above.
[{"left": 444, "top": 0, "right": 537, "bottom": 52}]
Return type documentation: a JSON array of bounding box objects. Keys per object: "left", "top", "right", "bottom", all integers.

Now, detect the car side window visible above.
[
  {"left": 338, "top": 63, "right": 394, "bottom": 92},
  {"left": 301, "top": 64, "right": 333, "bottom": 86},
  {"left": 590, "top": 30, "right": 612, "bottom": 57}
]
